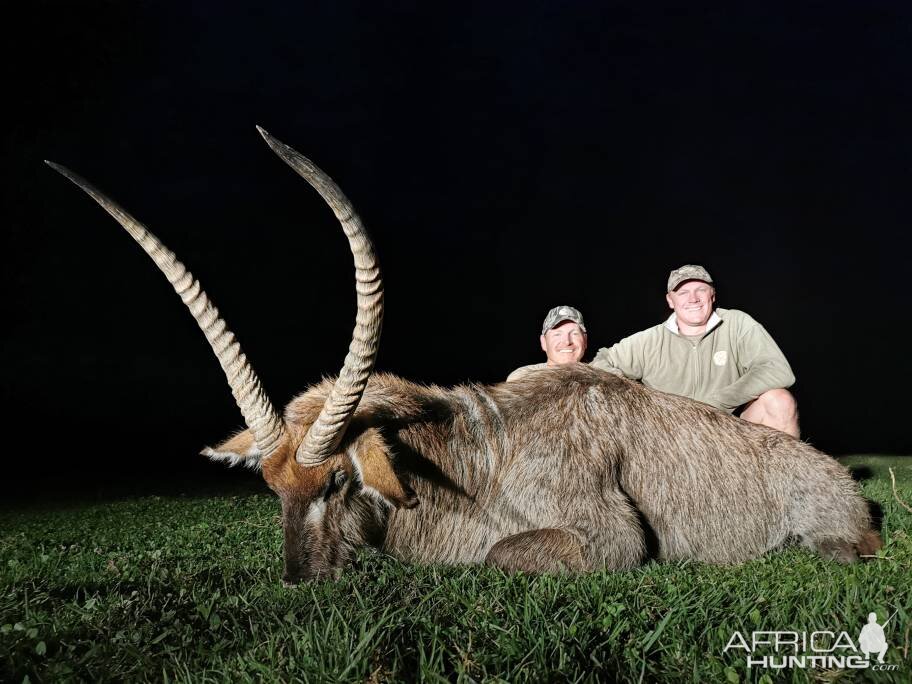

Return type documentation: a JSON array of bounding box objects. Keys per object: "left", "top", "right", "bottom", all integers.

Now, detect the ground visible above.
[{"left": 1, "top": 456, "right": 909, "bottom": 682}]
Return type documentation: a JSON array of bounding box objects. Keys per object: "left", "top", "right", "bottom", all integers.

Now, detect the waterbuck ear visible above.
[
  {"left": 201, "top": 429, "right": 263, "bottom": 471},
  {"left": 348, "top": 429, "right": 418, "bottom": 509}
]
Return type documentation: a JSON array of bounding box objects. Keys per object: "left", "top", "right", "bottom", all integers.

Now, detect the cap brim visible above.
[
  {"left": 669, "top": 277, "right": 712, "bottom": 292},
  {"left": 542, "top": 317, "right": 587, "bottom": 334}
]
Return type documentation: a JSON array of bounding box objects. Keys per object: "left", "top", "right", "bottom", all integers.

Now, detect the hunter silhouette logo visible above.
[
  {"left": 859, "top": 612, "right": 891, "bottom": 663},
  {"left": 723, "top": 609, "right": 900, "bottom": 671}
]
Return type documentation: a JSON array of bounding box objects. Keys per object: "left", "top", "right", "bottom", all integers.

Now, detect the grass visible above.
[{"left": 1, "top": 456, "right": 910, "bottom": 683}]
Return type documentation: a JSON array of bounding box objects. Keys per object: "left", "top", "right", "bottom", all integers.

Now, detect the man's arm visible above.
[
  {"left": 711, "top": 318, "right": 795, "bottom": 411},
  {"left": 590, "top": 333, "right": 647, "bottom": 380}
]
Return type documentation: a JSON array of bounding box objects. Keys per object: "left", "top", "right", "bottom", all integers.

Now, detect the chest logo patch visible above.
[{"left": 713, "top": 350, "right": 728, "bottom": 367}]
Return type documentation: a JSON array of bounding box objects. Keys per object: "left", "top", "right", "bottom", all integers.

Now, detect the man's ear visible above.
[
  {"left": 348, "top": 429, "right": 418, "bottom": 508},
  {"left": 540, "top": 334, "right": 548, "bottom": 353},
  {"left": 665, "top": 292, "right": 675, "bottom": 310},
  {"left": 201, "top": 429, "right": 263, "bottom": 470}
]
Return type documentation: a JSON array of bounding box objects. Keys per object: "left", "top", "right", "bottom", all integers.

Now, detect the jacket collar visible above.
[{"left": 664, "top": 309, "right": 723, "bottom": 336}]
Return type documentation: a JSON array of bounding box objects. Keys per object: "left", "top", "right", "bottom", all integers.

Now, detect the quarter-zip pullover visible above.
[{"left": 590, "top": 308, "right": 795, "bottom": 412}]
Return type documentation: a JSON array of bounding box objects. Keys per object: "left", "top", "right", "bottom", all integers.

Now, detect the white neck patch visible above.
[{"left": 664, "top": 310, "right": 722, "bottom": 335}]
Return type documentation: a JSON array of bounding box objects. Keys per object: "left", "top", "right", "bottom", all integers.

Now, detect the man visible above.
[
  {"left": 507, "top": 305, "right": 588, "bottom": 381},
  {"left": 590, "top": 265, "right": 800, "bottom": 437}
]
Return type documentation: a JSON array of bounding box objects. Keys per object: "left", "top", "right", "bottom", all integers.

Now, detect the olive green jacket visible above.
[{"left": 589, "top": 308, "right": 795, "bottom": 412}]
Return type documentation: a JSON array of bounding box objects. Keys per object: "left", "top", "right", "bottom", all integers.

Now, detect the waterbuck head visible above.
[{"left": 48, "top": 127, "right": 417, "bottom": 584}]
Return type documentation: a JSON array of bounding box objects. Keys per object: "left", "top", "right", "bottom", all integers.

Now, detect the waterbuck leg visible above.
[
  {"left": 856, "top": 529, "right": 884, "bottom": 557},
  {"left": 812, "top": 530, "right": 883, "bottom": 563},
  {"left": 485, "top": 529, "right": 588, "bottom": 573},
  {"left": 813, "top": 539, "right": 860, "bottom": 564}
]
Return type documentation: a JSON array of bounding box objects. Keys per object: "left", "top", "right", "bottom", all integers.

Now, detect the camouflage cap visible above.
[
  {"left": 667, "top": 264, "right": 713, "bottom": 292},
  {"left": 541, "top": 305, "right": 587, "bottom": 335}
]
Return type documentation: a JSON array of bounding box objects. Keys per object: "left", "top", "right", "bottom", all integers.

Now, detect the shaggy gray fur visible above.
[{"left": 284, "top": 364, "right": 877, "bottom": 581}]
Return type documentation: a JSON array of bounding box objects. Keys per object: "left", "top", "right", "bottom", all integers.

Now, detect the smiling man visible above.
[
  {"left": 591, "top": 265, "right": 800, "bottom": 437},
  {"left": 507, "top": 305, "right": 588, "bottom": 381}
]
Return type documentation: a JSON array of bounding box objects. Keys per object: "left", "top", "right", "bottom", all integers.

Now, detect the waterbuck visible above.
[{"left": 48, "top": 128, "right": 881, "bottom": 584}]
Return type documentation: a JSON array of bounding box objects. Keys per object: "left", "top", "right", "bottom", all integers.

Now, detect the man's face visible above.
[
  {"left": 540, "top": 321, "right": 587, "bottom": 365},
  {"left": 665, "top": 279, "right": 715, "bottom": 328}
]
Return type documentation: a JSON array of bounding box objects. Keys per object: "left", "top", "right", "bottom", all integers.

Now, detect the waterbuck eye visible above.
[{"left": 323, "top": 470, "right": 348, "bottom": 501}]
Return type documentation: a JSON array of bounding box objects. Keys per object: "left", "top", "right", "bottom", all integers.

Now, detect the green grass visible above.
[{"left": 2, "top": 456, "right": 910, "bottom": 683}]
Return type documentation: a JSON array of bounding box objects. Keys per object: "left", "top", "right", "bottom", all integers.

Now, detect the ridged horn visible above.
[
  {"left": 46, "top": 161, "right": 287, "bottom": 460},
  {"left": 256, "top": 126, "right": 383, "bottom": 467}
]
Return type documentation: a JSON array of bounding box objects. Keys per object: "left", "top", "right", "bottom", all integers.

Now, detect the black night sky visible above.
[{"left": 3, "top": 2, "right": 911, "bottom": 498}]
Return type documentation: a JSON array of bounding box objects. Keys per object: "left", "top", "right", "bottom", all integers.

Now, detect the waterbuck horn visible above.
[
  {"left": 45, "top": 161, "right": 287, "bottom": 460},
  {"left": 256, "top": 126, "right": 383, "bottom": 467}
]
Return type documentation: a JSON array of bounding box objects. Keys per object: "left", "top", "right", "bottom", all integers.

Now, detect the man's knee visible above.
[
  {"left": 757, "top": 388, "right": 798, "bottom": 420},
  {"left": 741, "top": 388, "right": 800, "bottom": 437}
]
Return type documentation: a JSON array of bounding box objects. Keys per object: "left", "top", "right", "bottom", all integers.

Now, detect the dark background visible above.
[{"left": 3, "top": 1, "right": 910, "bottom": 499}]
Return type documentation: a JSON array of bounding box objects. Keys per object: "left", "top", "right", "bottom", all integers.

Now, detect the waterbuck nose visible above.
[
  {"left": 282, "top": 565, "right": 333, "bottom": 585},
  {"left": 282, "top": 560, "right": 306, "bottom": 586},
  {"left": 282, "top": 567, "right": 311, "bottom": 586}
]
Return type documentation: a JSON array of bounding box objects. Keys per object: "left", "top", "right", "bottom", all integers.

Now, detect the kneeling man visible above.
[
  {"left": 591, "top": 265, "right": 800, "bottom": 437},
  {"left": 507, "top": 305, "right": 588, "bottom": 381}
]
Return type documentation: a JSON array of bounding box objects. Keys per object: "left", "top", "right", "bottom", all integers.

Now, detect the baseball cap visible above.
[
  {"left": 541, "top": 305, "right": 587, "bottom": 335},
  {"left": 667, "top": 264, "right": 713, "bottom": 292}
]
